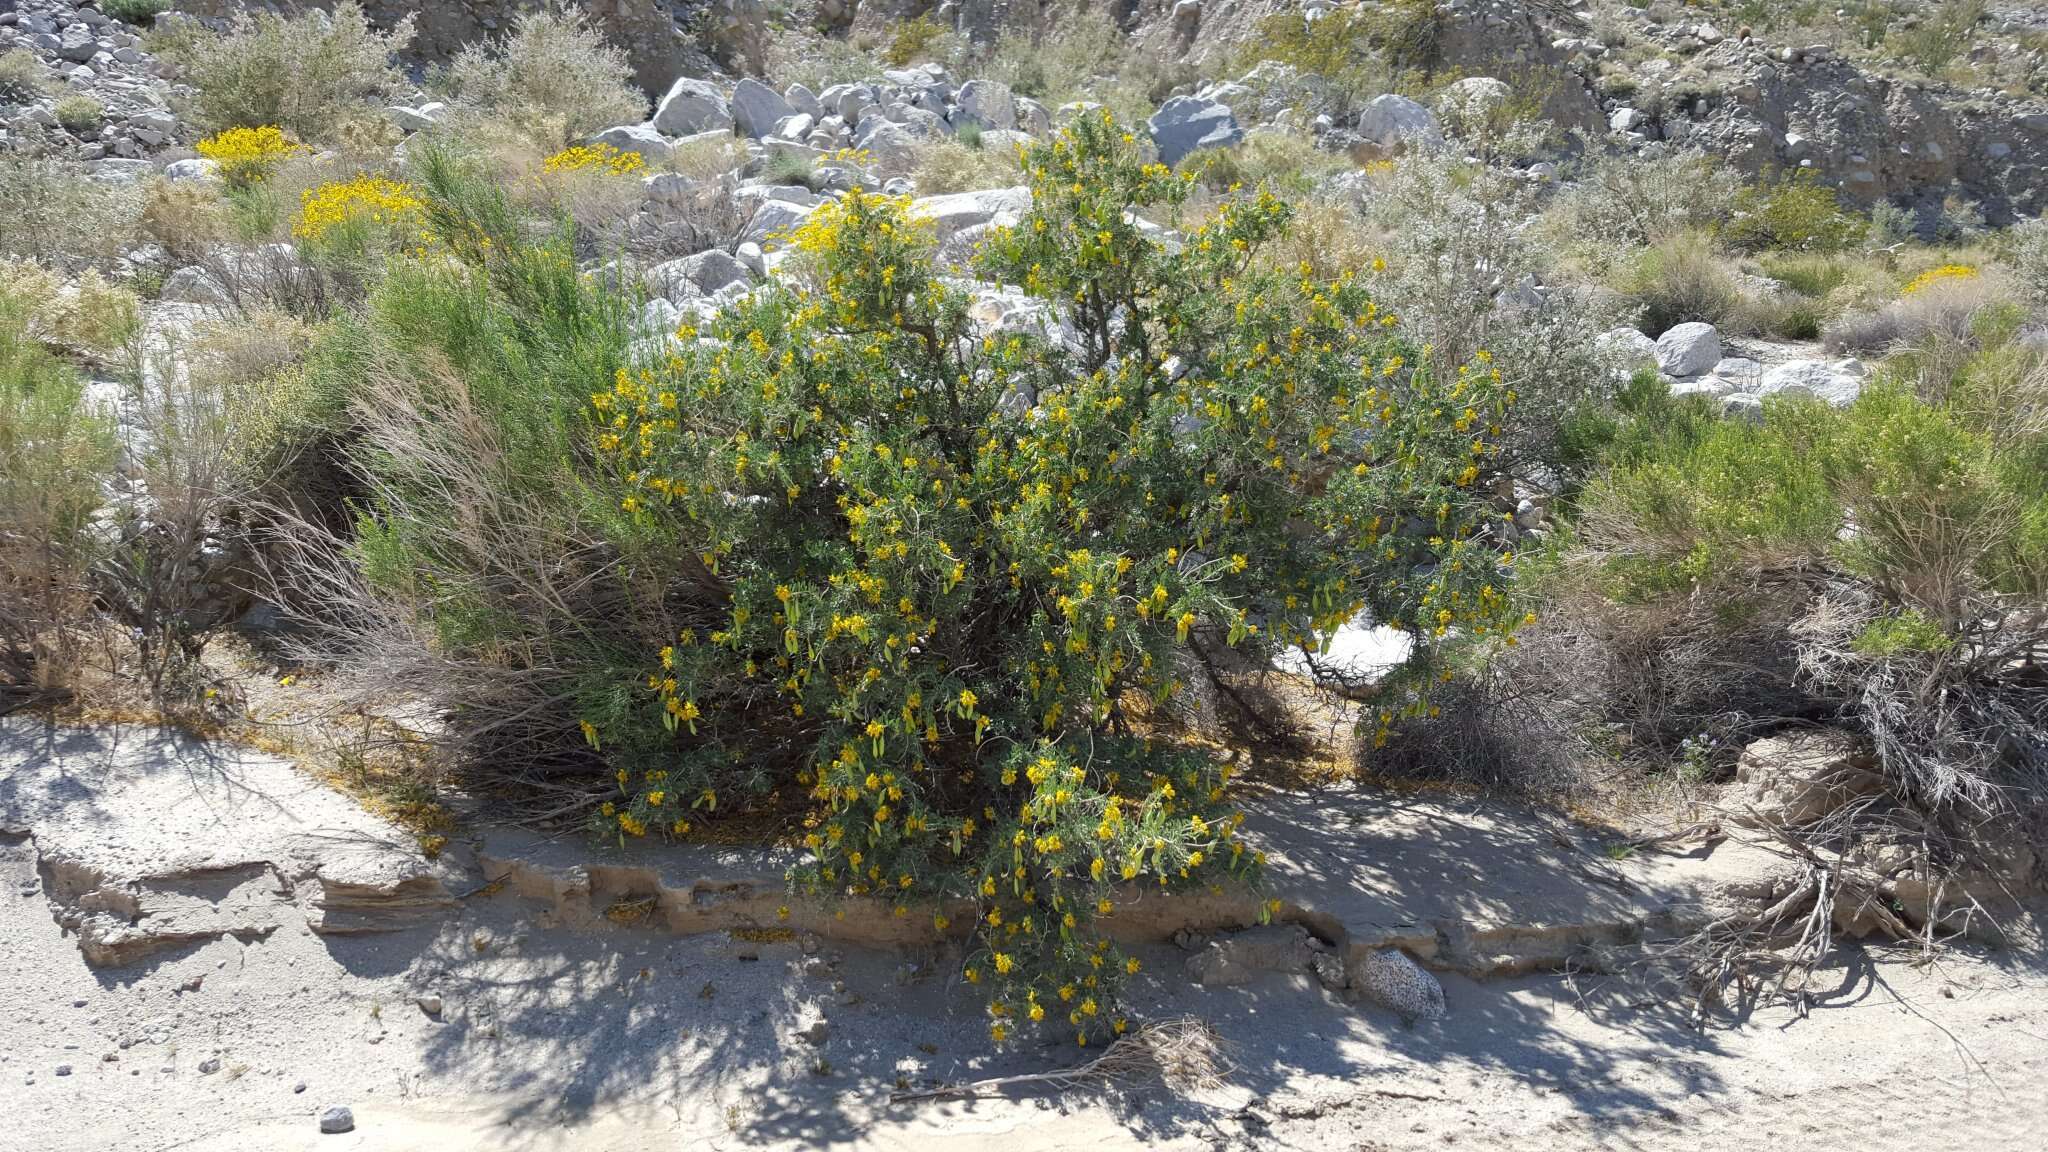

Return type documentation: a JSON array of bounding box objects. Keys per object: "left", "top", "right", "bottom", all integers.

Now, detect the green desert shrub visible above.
[
  {"left": 1617, "top": 231, "right": 1745, "bottom": 334},
  {"left": 152, "top": 1, "right": 412, "bottom": 142},
  {"left": 912, "top": 137, "right": 1025, "bottom": 196},
  {"left": 431, "top": 10, "right": 645, "bottom": 150},
  {"left": 984, "top": 7, "right": 1127, "bottom": 105},
  {"left": 2010, "top": 214, "right": 2048, "bottom": 305},
  {"left": 0, "top": 154, "right": 142, "bottom": 270},
  {"left": 1238, "top": 7, "right": 1388, "bottom": 116},
  {"left": 100, "top": 0, "right": 172, "bottom": 26},
  {"left": 0, "top": 278, "right": 115, "bottom": 704},
  {"left": 0, "top": 49, "right": 48, "bottom": 103},
  {"left": 1725, "top": 170, "right": 1864, "bottom": 253},
  {"left": 330, "top": 118, "right": 1531, "bottom": 1042}
]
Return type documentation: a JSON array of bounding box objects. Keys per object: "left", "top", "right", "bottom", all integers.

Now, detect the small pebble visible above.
[
  {"left": 198, "top": 1057, "right": 220, "bottom": 1074},
  {"left": 319, "top": 1105, "right": 354, "bottom": 1134},
  {"left": 72, "top": 999, "right": 87, "bottom": 1008},
  {"left": 294, "top": 1081, "right": 307, "bottom": 1094},
  {"left": 54, "top": 1065, "right": 71, "bottom": 1077}
]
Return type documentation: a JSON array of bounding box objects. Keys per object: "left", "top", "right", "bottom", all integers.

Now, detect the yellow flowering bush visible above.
[
  {"left": 540, "top": 142, "right": 646, "bottom": 177},
  {"left": 194, "top": 125, "right": 305, "bottom": 190},
  {"left": 1903, "top": 264, "right": 1980, "bottom": 296},
  {"left": 580, "top": 114, "right": 1527, "bottom": 1042},
  {"left": 293, "top": 175, "right": 426, "bottom": 248}
]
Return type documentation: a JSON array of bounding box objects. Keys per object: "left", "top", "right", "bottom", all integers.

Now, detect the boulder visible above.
[
  {"left": 1355, "top": 94, "right": 1441, "bottom": 151},
  {"left": 162, "top": 157, "right": 219, "bottom": 184},
  {"left": 784, "top": 83, "right": 822, "bottom": 120},
  {"left": 1595, "top": 326, "right": 1657, "bottom": 366},
  {"left": 954, "top": 79, "right": 1017, "bottom": 132},
  {"left": 645, "top": 249, "right": 752, "bottom": 302},
  {"left": 159, "top": 265, "right": 231, "bottom": 308},
  {"left": 588, "top": 123, "right": 673, "bottom": 166},
  {"left": 652, "top": 78, "right": 733, "bottom": 137},
  {"left": 1436, "top": 76, "right": 1513, "bottom": 132},
  {"left": 907, "top": 186, "right": 1031, "bottom": 244},
  {"left": 741, "top": 198, "right": 817, "bottom": 247},
  {"left": 1758, "top": 359, "right": 1862, "bottom": 406},
  {"left": 1653, "top": 322, "right": 1721, "bottom": 377},
  {"left": 384, "top": 105, "right": 440, "bottom": 133},
  {"left": 1348, "top": 948, "right": 1446, "bottom": 1024},
  {"left": 1725, "top": 730, "right": 1884, "bottom": 828},
  {"left": 732, "top": 77, "right": 794, "bottom": 139},
  {"left": 1015, "top": 96, "right": 1052, "bottom": 137},
  {"left": 1147, "top": 95, "right": 1242, "bottom": 168},
  {"left": 1185, "top": 924, "right": 1319, "bottom": 987},
  {"left": 853, "top": 120, "right": 927, "bottom": 178}
]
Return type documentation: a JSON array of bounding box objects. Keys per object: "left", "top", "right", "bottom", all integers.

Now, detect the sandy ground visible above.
[{"left": 3, "top": 722, "right": 2046, "bottom": 1152}]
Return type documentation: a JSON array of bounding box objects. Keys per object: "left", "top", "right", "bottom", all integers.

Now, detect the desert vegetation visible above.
[{"left": 2, "top": 0, "right": 2046, "bottom": 1056}]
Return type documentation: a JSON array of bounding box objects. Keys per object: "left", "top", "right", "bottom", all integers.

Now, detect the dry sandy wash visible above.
[{"left": 2, "top": 719, "right": 2044, "bottom": 1152}]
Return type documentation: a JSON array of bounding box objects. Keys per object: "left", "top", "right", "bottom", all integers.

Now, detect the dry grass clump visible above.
[
  {"left": 912, "top": 137, "right": 1026, "bottom": 196},
  {"left": 430, "top": 10, "right": 645, "bottom": 150},
  {"left": 150, "top": 1, "right": 412, "bottom": 143}
]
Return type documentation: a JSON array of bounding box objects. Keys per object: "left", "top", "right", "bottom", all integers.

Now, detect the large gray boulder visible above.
[
  {"left": 653, "top": 78, "right": 732, "bottom": 136},
  {"left": 1596, "top": 326, "right": 1658, "bottom": 367},
  {"left": 645, "top": 249, "right": 753, "bottom": 302},
  {"left": 954, "top": 79, "right": 1017, "bottom": 132},
  {"left": 1654, "top": 322, "right": 1722, "bottom": 377},
  {"left": 732, "top": 77, "right": 794, "bottom": 139},
  {"left": 588, "top": 124, "right": 673, "bottom": 166},
  {"left": 1757, "top": 359, "right": 1863, "bottom": 407},
  {"left": 1355, "top": 94, "right": 1441, "bottom": 151},
  {"left": 741, "top": 198, "right": 817, "bottom": 247},
  {"left": 853, "top": 119, "right": 928, "bottom": 178},
  {"left": 1148, "top": 96, "right": 1242, "bottom": 168},
  {"left": 908, "top": 186, "right": 1031, "bottom": 244}
]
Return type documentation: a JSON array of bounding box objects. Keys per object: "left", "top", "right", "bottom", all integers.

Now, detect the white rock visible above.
[
  {"left": 1595, "top": 326, "right": 1658, "bottom": 366},
  {"left": 1654, "top": 322, "right": 1721, "bottom": 377},
  {"left": 732, "top": 77, "right": 794, "bottom": 139},
  {"left": 954, "top": 79, "right": 1017, "bottom": 132},
  {"left": 162, "top": 157, "right": 218, "bottom": 183},
  {"left": 1610, "top": 107, "right": 1645, "bottom": 132},
  {"left": 653, "top": 78, "right": 733, "bottom": 136},
  {"left": 1148, "top": 95, "right": 1243, "bottom": 167},
  {"left": 1355, "top": 94, "right": 1441, "bottom": 151},
  {"left": 588, "top": 123, "right": 672, "bottom": 165},
  {"left": 741, "top": 198, "right": 817, "bottom": 247},
  {"left": 908, "top": 186, "right": 1031, "bottom": 244},
  {"left": 1758, "top": 359, "right": 1862, "bottom": 406},
  {"left": 784, "top": 83, "right": 822, "bottom": 120}
]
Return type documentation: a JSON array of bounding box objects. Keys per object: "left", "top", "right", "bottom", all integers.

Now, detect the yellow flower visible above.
[
  {"left": 541, "top": 142, "right": 647, "bottom": 177},
  {"left": 1125, "top": 956, "right": 1141, "bottom": 974},
  {"left": 294, "top": 176, "right": 426, "bottom": 244},
  {"left": 194, "top": 125, "right": 304, "bottom": 188},
  {"left": 993, "top": 952, "right": 1015, "bottom": 974}
]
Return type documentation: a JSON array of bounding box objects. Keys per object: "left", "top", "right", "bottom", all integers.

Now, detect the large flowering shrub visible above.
[{"left": 580, "top": 114, "right": 1526, "bottom": 1042}]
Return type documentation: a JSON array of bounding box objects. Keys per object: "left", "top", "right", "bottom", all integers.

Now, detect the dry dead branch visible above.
[{"left": 889, "top": 1017, "right": 1232, "bottom": 1103}]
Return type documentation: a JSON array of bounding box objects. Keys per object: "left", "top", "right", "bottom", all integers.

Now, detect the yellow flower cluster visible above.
[
  {"left": 1903, "top": 264, "right": 1979, "bottom": 296},
  {"left": 541, "top": 142, "right": 647, "bottom": 177},
  {"left": 194, "top": 125, "right": 305, "bottom": 189},
  {"left": 293, "top": 175, "right": 426, "bottom": 244}
]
